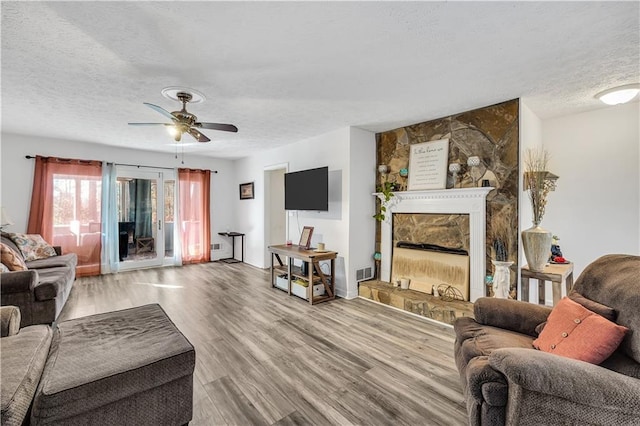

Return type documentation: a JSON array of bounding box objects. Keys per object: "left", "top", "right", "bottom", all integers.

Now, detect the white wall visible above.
[
  {"left": 519, "top": 100, "right": 543, "bottom": 301},
  {"left": 347, "top": 127, "right": 376, "bottom": 296},
  {"left": 542, "top": 101, "right": 640, "bottom": 279},
  {"left": 234, "top": 126, "right": 376, "bottom": 298},
  {"left": 0, "top": 133, "right": 237, "bottom": 260},
  {"left": 264, "top": 167, "right": 286, "bottom": 266}
]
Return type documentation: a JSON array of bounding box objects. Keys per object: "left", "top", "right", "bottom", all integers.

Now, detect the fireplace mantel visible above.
[{"left": 374, "top": 187, "right": 493, "bottom": 302}]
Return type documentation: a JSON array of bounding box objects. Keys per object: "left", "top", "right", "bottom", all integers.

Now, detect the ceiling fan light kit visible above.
[
  {"left": 595, "top": 83, "right": 640, "bottom": 105},
  {"left": 128, "top": 87, "right": 238, "bottom": 143}
]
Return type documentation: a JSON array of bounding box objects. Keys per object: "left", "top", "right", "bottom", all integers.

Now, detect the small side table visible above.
[
  {"left": 218, "top": 232, "right": 245, "bottom": 264},
  {"left": 136, "top": 237, "right": 154, "bottom": 254},
  {"left": 521, "top": 263, "right": 574, "bottom": 306}
]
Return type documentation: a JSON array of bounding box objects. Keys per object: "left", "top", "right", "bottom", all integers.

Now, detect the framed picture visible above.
[
  {"left": 239, "top": 182, "right": 254, "bottom": 200},
  {"left": 408, "top": 139, "right": 449, "bottom": 190},
  {"left": 298, "top": 226, "right": 314, "bottom": 249}
]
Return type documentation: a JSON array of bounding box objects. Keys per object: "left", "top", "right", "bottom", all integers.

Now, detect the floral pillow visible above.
[
  {"left": 8, "top": 233, "right": 57, "bottom": 262},
  {"left": 0, "top": 242, "right": 27, "bottom": 271},
  {"left": 0, "top": 262, "right": 10, "bottom": 272}
]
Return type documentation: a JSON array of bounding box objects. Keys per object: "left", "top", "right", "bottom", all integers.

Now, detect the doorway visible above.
[
  {"left": 264, "top": 164, "right": 288, "bottom": 267},
  {"left": 116, "top": 166, "right": 176, "bottom": 270}
]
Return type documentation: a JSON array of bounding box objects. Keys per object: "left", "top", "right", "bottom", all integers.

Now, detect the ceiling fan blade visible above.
[
  {"left": 195, "top": 122, "right": 238, "bottom": 133},
  {"left": 188, "top": 128, "right": 211, "bottom": 143},
  {"left": 144, "top": 102, "right": 178, "bottom": 121},
  {"left": 128, "top": 122, "right": 171, "bottom": 126}
]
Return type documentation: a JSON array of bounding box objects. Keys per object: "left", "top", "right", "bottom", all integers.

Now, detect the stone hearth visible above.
[{"left": 359, "top": 280, "right": 474, "bottom": 326}]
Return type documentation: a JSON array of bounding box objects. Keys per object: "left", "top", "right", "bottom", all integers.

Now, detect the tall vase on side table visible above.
[
  {"left": 522, "top": 222, "right": 552, "bottom": 272},
  {"left": 522, "top": 148, "right": 557, "bottom": 273}
]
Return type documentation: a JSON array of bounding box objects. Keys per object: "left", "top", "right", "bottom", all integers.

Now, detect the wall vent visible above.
[
  {"left": 212, "top": 243, "right": 221, "bottom": 250},
  {"left": 356, "top": 266, "right": 374, "bottom": 282}
]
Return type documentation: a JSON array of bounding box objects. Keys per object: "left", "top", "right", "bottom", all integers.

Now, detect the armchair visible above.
[
  {"left": 454, "top": 254, "right": 640, "bottom": 425},
  {"left": 0, "top": 306, "right": 53, "bottom": 425}
]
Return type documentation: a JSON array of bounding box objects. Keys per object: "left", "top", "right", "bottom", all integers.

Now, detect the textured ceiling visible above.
[{"left": 2, "top": 2, "right": 639, "bottom": 159}]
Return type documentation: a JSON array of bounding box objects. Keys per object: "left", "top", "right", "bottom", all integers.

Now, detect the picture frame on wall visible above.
[
  {"left": 298, "top": 226, "right": 314, "bottom": 249},
  {"left": 239, "top": 182, "right": 254, "bottom": 200},
  {"left": 408, "top": 138, "right": 449, "bottom": 190}
]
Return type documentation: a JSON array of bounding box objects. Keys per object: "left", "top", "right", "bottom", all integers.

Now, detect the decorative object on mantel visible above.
[
  {"left": 397, "top": 168, "right": 409, "bottom": 191},
  {"left": 467, "top": 156, "right": 483, "bottom": 187},
  {"left": 522, "top": 148, "right": 557, "bottom": 272},
  {"left": 373, "top": 181, "right": 395, "bottom": 222},
  {"left": 373, "top": 164, "right": 397, "bottom": 222},
  {"left": 407, "top": 139, "right": 449, "bottom": 190},
  {"left": 491, "top": 239, "right": 512, "bottom": 298},
  {"left": 448, "top": 163, "right": 460, "bottom": 188}
]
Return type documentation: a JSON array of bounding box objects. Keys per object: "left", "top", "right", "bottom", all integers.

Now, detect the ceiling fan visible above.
[{"left": 128, "top": 90, "right": 238, "bottom": 143}]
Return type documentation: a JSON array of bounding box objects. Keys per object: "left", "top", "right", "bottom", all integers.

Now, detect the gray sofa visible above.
[
  {"left": 1, "top": 233, "right": 77, "bottom": 327},
  {"left": 454, "top": 254, "right": 640, "bottom": 425},
  {"left": 0, "top": 304, "right": 195, "bottom": 426}
]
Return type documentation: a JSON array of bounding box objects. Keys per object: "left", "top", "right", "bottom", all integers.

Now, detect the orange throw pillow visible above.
[
  {"left": 0, "top": 242, "right": 28, "bottom": 271},
  {"left": 533, "top": 297, "right": 628, "bottom": 364}
]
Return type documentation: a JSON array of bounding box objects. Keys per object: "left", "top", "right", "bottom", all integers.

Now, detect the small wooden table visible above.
[
  {"left": 268, "top": 244, "right": 337, "bottom": 305},
  {"left": 136, "top": 237, "right": 154, "bottom": 254},
  {"left": 521, "top": 263, "right": 574, "bottom": 306}
]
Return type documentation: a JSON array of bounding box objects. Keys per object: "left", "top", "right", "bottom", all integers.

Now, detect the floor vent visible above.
[{"left": 356, "top": 266, "right": 374, "bottom": 282}]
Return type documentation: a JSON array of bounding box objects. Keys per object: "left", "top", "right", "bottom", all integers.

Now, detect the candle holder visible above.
[
  {"left": 467, "top": 156, "right": 482, "bottom": 187},
  {"left": 448, "top": 163, "right": 460, "bottom": 188}
]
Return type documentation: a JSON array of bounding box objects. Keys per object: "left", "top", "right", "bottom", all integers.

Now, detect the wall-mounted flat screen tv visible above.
[{"left": 284, "top": 166, "right": 329, "bottom": 211}]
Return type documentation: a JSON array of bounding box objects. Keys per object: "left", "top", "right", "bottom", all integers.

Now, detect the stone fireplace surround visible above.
[{"left": 376, "top": 187, "right": 492, "bottom": 302}]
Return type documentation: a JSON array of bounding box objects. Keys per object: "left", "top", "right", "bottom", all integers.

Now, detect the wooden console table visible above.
[
  {"left": 521, "top": 263, "right": 574, "bottom": 306},
  {"left": 268, "top": 244, "right": 337, "bottom": 305}
]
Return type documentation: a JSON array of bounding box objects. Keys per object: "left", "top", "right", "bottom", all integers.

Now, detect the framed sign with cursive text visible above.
[{"left": 407, "top": 139, "right": 449, "bottom": 190}]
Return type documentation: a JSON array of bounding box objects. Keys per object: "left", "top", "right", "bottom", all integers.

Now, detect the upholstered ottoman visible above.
[{"left": 31, "top": 304, "right": 195, "bottom": 425}]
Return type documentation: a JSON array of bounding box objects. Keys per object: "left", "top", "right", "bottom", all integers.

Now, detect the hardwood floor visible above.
[{"left": 58, "top": 262, "right": 468, "bottom": 425}]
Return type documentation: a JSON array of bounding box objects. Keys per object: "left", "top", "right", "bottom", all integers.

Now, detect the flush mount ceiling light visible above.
[{"left": 595, "top": 83, "right": 640, "bottom": 105}]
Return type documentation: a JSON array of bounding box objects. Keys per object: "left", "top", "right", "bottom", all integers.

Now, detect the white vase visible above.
[
  {"left": 522, "top": 223, "right": 552, "bottom": 272},
  {"left": 491, "top": 260, "right": 513, "bottom": 298}
]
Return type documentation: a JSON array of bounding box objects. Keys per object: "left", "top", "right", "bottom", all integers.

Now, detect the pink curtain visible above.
[
  {"left": 178, "top": 168, "right": 211, "bottom": 264},
  {"left": 28, "top": 156, "right": 102, "bottom": 277}
]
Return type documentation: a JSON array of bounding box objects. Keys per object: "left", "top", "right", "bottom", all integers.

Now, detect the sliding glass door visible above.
[{"left": 115, "top": 167, "right": 176, "bottom": 270}]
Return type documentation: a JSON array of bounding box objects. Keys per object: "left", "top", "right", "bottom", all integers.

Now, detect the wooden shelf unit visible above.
[{"left": 268, "top": 244, "right": 337, "bottom": 305}]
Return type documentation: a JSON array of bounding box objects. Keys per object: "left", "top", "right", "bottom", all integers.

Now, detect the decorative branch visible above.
[{"left": 524, "top": 148, "right": 554, "bottom": 224}]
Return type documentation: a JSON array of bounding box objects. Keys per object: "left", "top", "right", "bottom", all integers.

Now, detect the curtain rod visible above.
[{"left": 24, "top": 156, "right": 218, "bottom": 173}]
